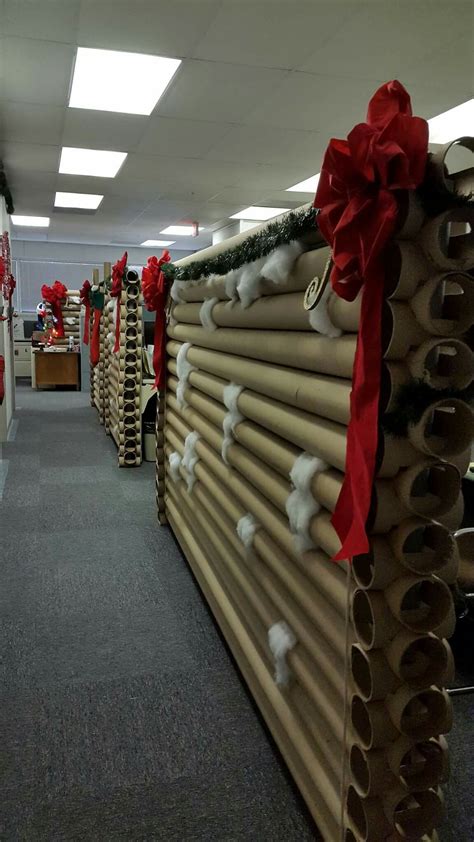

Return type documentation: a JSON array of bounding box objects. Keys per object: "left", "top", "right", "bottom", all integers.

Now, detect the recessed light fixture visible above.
[
  {"left": 286, "top": 173, "right": 320, "bottom": 193},
  {"left": 69, "top": 47, "right": 181, "bottom": 116},
  {"left": 55, "top": 191, "right": 104, "bottom": 209},
  {"left": 428, "top": 99, "right": 474, "bottom": 144},
  {"left": 230, "top": 206, "right": 290, "bottom": 221},
  {"left": 59, "top": 147, "right": 127, "bottom": 178},
  {"left": 160, "top": 225, "right": 204, "bottom": 236},
  {"left": 141, "top": 239, "right": 175, "bottom": 247},
  {"left": 11, "top": 215, "right": 50, "bottom": 227}
]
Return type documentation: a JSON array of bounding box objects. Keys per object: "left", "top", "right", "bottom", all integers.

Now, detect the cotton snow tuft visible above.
[
  {"left": 236, "top": 513, "right": 259, "bottom": 552},
  {"left": 261, "top": 240, "right": 303, "bottom": 286},
  {"left": 268, "top": 621, "right": 297, "bottom": 686},
  {"left": 307, "top": 282, "right": 342, "bottom": 338},
  {"left": 199, "top": 297, "right": 218, "bottom": 331},
  {"left": 168, "top": 451, "right": 182, "bottom": 483},
  {"left": 182, "top": 431, "right": 200, "bottom": 492},
  {"left": 286, "top": 452, "right": 328, "bottom": 554},
  {"left": 221, "top": 382, "right": 244, "bottom": 464},
  {"left": 236, "top": 257, "right": 265, "bottom": 309},
  {"left": 176, "top": 342, "right": 197, "bottom": 409}
]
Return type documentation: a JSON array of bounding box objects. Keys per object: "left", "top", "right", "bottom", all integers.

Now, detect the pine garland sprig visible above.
[
  {"left": 162, "top": 206, "right": 318, "bottom": 282},
  {"left": 382, "top": 378, "right": 474, "bottom": 437}
]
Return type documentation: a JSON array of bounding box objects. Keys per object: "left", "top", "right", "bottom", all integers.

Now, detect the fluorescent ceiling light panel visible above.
[
  {"left": 59, "top": 146, "right": 127, "bottom": 177},
  {"left": 160, "top": 225, "right": 204, "bottom": 236},
  {"left": 141, "top": 239, "right": 175, "bottom": 247},
  {"left": 428, "top": 99, "right": 474, "bottom": 144},
  {"left": 230, "top": 206, "right": 290, "bottom": 221},
  {"left": 69, "top": 47, "right": 181, "bottom": 115},
  {"left": 11, "top": 215, "right": 50, "bottom": 227},
  {"left": 286, "top": 173, "right": 320, "bottom": 193},
  {"left": 55, "top": 191, "right": 103, "bottom": 209}
]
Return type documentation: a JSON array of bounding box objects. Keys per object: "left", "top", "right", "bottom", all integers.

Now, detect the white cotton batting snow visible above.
[{"left": 268, "top": 620, "right": 297, "bottom": 686}]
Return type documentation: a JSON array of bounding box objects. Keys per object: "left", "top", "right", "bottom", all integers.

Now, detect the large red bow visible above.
[
  {"left": 314, "top": 80, "right": 428, "bottom": 561},
  {"left": 79, "top": 280, "right": 92, "bottom": 345},
  {"left": 110, "top": 252, "right": 128, "bottom": 353},
  {"left": 142, "top": 250, "right": 171, "bottom": 390},
  {"left": 41, "top": 280, "right": 68, "bottom": 338}
]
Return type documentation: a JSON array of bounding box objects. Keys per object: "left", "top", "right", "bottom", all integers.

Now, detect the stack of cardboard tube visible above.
[
  {"left": 90, "top": 268, "right": 102, "bottom": 415},
  {"left": 60, "top": 289, "right": 81, "bottom": 347},
  {"left": 158, "top": 155, "right": 474, "bottom": 840},
  {"left": 105, "top": 268, "right": 143, "bottom": 467},
  {"left": 102, "top": 262, "right": 111, "bottom": 434}
]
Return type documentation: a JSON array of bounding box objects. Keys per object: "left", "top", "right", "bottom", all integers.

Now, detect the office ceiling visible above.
[{"left": 0, "top": 0, "right": 472, "bottom": 253}]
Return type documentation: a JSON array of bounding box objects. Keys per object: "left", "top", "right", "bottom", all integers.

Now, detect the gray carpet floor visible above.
[
  {"left": 1, "top": 386, "right": 472, "bottom": 841},
  {"left": 0, "top": 386, "right": 316, "bottom": 841}
]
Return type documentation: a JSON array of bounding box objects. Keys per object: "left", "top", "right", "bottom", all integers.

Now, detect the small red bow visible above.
[
  {"left": 314, "top": 80, "right": 428, "bottom": 561},
  {"left": 142, "top": 250, "right": 171, "bottom": 390},
  {"left": 110, "top": 252, "right": 128, "bottom": 352}
]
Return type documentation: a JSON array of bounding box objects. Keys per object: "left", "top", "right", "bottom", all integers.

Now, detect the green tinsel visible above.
[
  {"left": 161, "top": 206, "right": 318, "bottom": 282},
  {"left": 382, "top": 378, "right": 474, "bottom": 437}
]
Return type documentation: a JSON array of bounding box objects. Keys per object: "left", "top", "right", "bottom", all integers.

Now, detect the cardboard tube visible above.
[
  {"left": 436, "top": 492, "right": 464, "bottom": 531},
  {"left": 385, "top": 241, "right": 434, "bottom": 300},
  {"left": 167, "top": 342, "right": 352, "bottom": 424},
  {"left": 351, "top": 696, "right": 399, "bottom": 749},
  {"left": 385, "top": 575, "right": 452, "bottom": 634},
  {"left": 411, "top": 271, "right": 474, "bottom": 336},
  {"left": 382, "top": 300, "right": 429, "bottom": 359},
  {"left": 388, "top": 734, "right": 449, "bottom": 789},
  {"left": 388, "top": 520, "right": 456, "bottom": 579},
  {"left": 385, "top": 686, "right": 452, "bottom": 739},
  {"left": 422, "top": 335, "right": 474, "bottom": 388},
  {"left": 346, "top": 786, "right": 392, "bottom": 842},
  {"left": 168, "top": 322, "right": 357, "bottom": 378},
  {"left": 429, "top": 136, "right": 474, "bottom": 196},
  {"left": 352, "top": 590, "right": 401, "bottom": 649},
  {"left": 407, "top": 399, "right": 474, "bottom": 459},
  {"left": 420, "top": 207, "right": 474, "bottom": 271},
  {"left": 383, "top": 787, "right": 443, "bottom": 838},
  {"left": 351, "top": 632, "right": 449, "bottom": 700},
  {"left": 455, "top": 528, "right": 474, "bottom": 587},
  {"left": 371, "top": 460, "right": 461, "bottom": 532}
]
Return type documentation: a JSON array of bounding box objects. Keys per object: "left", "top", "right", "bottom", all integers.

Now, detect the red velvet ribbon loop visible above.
[
  {"left": 142, "top": 250, "right": 171, "bottom": 390},
  {"left": 110, "top": 252, "right": 128, "bottom": 353},
  {"left": 79, "top": 280, "right": 92, "bottom": 345},
  {"left": 314, "top": 80, "right": 428, "bottom": 561},
  {"left": 90, "top": 308, "right": 101, "bottom": 366}
]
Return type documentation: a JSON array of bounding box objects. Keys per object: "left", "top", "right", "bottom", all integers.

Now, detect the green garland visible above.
[
  {"left": 161, "top": 206, "right": 318, "bottom": 282},
  {"left": 382, "top": 378, "right": 474, "bottom": 437}
]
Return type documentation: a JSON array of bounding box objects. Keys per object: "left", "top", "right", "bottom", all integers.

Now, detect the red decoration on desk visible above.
[
  {"left": 41, "top": 280, "right": 68, "bottom": 339},
  {"left": 79, "top": 280, "right": 92, "bottom": 345},
  {"left": 314, "top": 80, "right": 428, "bottom": 561},
  {"left": 110, "top": 252, "right": 128, "bottom": 353},
  {"left": 142, "top": 250, "right": 171, "bottom": 390}
]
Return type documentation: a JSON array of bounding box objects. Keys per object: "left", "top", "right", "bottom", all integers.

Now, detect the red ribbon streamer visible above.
[
  {"left": 314, "top": 80, "right": 428, "bottom": 560},
  {"left": 41, "top": 280, "right": 68, "bottom": 339},
  {"left": 142, "top": 250, "right": 171, "bottom": 390},
  {"left": 110, "top": 252, "right": 128, "bottom": 353},
  {"left": 90, "top": 308, "right": 101, "bottom": 366},
  {"left": 79, "top": 280, "right": 92, "bottom": 345}
]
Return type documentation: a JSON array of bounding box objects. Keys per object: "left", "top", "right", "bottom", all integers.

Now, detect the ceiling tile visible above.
[
  {"left": 2, "top": 142, "right": 60, "bottom": 173},
  {"left": 299, "top": 0, "right": 473, "bottom": 79},
  {"left": 3, "top": 0, "right": 80, "bottom": 42},
  {"left": 62, "top": 109, "right": 147, "bottom": 153},
  {"left": 77, "top": 0, "right": 221, "bottom": 56},
  {"left": 136, "top": 116, "right": 233, "bottom": 158},
  {"left": 157, "top": 60, "right": 288, "bottom": 122},
  {"left": 194, "top": 1, "right": 355, "bottom": 69},
  {"left": 243, "top": 72, "right": 382, "bottom": 135},
  {"left": 4, "top": 37, "right": 75, "bottom": 106},
  {"left": 205, "top": 124, "right": 324, "bottom": 167},
  {"left": 0, "top": 101, "right": 64, "bottom": 145}
]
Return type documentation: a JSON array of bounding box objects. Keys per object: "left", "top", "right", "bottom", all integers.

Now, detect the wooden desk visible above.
[{"left": 34, "top": 351, "right": 80, "bottom": 390}]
